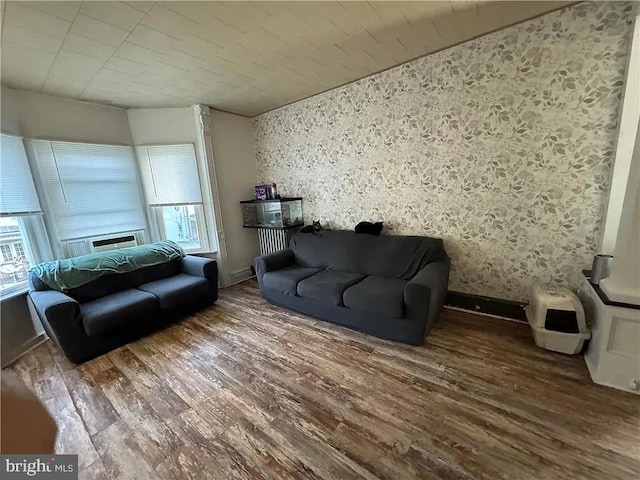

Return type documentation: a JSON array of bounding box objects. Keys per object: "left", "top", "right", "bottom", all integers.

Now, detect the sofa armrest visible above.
[
  {"left": 28, "top": 290, "right": 81, "bottom": 329},
  {"left": 181, "top": 255, "right": 218, "bottom": 280},
  {"left": 253, "top": 249, "right": 295, "bottom": 287},
  {"left": 404, "top": 258, "right": 450, "bottom": 336}
]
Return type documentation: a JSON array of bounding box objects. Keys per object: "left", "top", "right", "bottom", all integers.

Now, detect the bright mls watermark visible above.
[{"left": 1, "top": 455, "right": 77, "bottom": 479}]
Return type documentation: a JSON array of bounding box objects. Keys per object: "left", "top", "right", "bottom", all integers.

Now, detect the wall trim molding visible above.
[
  {"left": 228, "top": 267, "right": 255, "bottom": 286},
  {"left": 1, "top": 333, "right": 48, "bottom": 368},
  {"left": 445, "top": 291, "right": 527, "bottom": 323}
]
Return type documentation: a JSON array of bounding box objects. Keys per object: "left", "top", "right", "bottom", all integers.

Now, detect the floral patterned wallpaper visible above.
[{"left": 253, "top": 2, "right": 634, "bottom": 302}]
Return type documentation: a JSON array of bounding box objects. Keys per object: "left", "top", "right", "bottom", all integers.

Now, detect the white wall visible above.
[
  {"left": 1, "top": 86, "right": 132, "bottom": 144},
  {"left": 210, "top": 110, "right": 259, "bottom": 282},
  {"left": 1, "top": 86, "right": 21, "bottom": 136},
  {"left": 1, "top": 295, "right": 45, "bottom": 367},
  {"left": 127, "top": 107, "right": 197, "bottom": 145}
]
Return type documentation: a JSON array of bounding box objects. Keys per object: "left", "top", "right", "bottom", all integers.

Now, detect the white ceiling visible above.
[{"left": 0, "top": 1, "right": 571, "bottom": 117}]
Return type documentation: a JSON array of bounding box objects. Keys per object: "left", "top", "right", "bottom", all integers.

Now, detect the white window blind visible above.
[
  {"left": 0, "top": 133, "right": 42, "bottom": 216},
  {"left": 136, "top": 144, "right": 202, "bottom": 206},
  {"left": 29, "top": 140, "right": 147, "bottom": 240}
]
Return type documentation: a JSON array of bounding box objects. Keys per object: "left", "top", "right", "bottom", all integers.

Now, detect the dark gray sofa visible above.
[
  {"left": 28, "top": 255, "right": 217, "bottom": 363},
  {"left": 254, "top": 230, "right": 450, "bottom": 345}
]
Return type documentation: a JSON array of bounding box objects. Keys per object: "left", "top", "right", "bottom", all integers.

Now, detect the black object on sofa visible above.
[
  {"left": 28, "top": 255, "right": 217, "bottom": 363},
  {"left": 254, "top": 230, "right": 450, "bottom": 345}
]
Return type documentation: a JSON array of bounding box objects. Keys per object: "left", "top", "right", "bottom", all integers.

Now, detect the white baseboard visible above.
[
  {"left": 227, "top": 267, "right": 255, "bottom": 286},
  {"left": 1, "top": 333, "right": 48, "bottom": 368}
]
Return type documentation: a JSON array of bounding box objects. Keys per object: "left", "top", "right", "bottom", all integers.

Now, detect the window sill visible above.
[
  {"left": 0, "top": 285, "right": 30, "bottom": 302},
  {"left": 185, "top": 250, "right": 218, "bottom": 256}
]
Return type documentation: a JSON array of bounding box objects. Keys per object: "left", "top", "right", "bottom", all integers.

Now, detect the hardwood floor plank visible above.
[
  {"left": 125, "top": 341, "right": 217, "bottom": 406},
  {"left": 264, "top": 416, "right": 382, "bottom": 480},
  {"left": 6, "top": 279, "right": 638, "bottom": 480},
  {"left": 53, "top": 363, "right": 118, "bottom": 437},
  {"left": 221, "top": 423, "right": 328, "bottom": 480},
  {"left": 167, "top": 412, "right": 272, "bottom": 480},
  {"left": 28, "top": 343, "right": 68, "bottom": 401},
  {"left": 40, "top": 380, "right": 101, "bottom": 470},
  {"left": 79, "top": 458, "right": 111, "bottom": 480},
  {"left": 188, "top": 382, "right": 276, "bottom": 437},
  {"left": 47, "top": 341, "right": 118, "bottom": 437},
  {"left": 107, "top": 347, "right": 190, "bottom": 418},
  {"left": 9, "top": 343, "right": 101, "bottom": 471},
  {"left": 92, "top": 365, "right": 182, "bottom": 467},
  {"left": 328, "top": 420, "right": 464, "bottom": 480},
  {"left": 92, "top": 421, "right": 158, "bottom": 480}
]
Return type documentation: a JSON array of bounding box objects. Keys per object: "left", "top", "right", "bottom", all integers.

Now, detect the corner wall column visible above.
[
  {"left": 601, "top": 16, "right": 640, "bottom": 253},
  {"left": 192, "top": 104, "right": 231, "bottom": 287}
]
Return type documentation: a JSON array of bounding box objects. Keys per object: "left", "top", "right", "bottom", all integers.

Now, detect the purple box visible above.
[{"left": 255, "top": 184, "right": 269, "bottom": 200}]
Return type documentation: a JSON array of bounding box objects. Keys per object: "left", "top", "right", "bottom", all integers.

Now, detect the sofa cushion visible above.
[
  {"left": 262, "top": 265, "right": 323, "bottom": 296},
  {"left": 137, "top": 273, "right": 209, "bottom": 310},
  {"left": 290, "top": 230, "right": 446, "bottom": 280},
  {"left": 343, "top": 276, "right": 408, "bottom": 319},
  {"left": 68, "top": 259, "right": 182, "bottom": 301},
  {"left": 297, "top": 269, "right": 365, "bottom": 306},
  {"left": 81, "top": 289, "right": 158, "bottom": 336}
]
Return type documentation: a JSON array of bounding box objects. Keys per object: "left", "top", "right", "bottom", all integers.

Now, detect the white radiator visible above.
[{"left": 257, "top": 228, "right": 294, "bottom": 256}]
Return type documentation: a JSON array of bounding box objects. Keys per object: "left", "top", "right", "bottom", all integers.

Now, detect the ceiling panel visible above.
[
  {"left": 20, "top": 1, "right": 81, "bottom": 22},
  {"left": 3, "top": 1, "right": 71, "bottom": 38},
  {"left": 78, "top": 1, "right": 144, "bottom": 31},
  {"left": 2, "top": 23, "right": 63, "bottom": 54},
  {"left": 61, "top": 32, "right": 117, "bottom": 61},
  {"left": 69, "top": 14, "right": 131, "bottom": 46},
  {"left": 113, "top": 41, "right": 161, "bottom": 66},
  {"left": 1, "top": 1, "right": 573, "bottom": 117}
]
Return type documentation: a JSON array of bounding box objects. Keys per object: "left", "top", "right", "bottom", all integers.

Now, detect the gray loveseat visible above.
[
  {"left": 29, "top": 255, "right": 217, "bottom": 363},
  {"left": 254, "top": 230, "right": 450, "bottom": 345}
]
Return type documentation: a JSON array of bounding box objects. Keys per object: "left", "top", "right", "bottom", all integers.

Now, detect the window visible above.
[
  {"left": 0, "top": 218, "right": 31, "bottom": 293},
  {"left": 0, "top": 133, "right": 49, "bottom": 296},
  {"left": 0, "top": 244, "right": 13, "bottom": 262},
  {"left": 137, "top": 144, "right": 210, "bottom": 252},
  {"left": 29, "top": 140, "right": 147, "bottom": 242},
  {"left": 156, "top": 205, "right": 204, "bottom": 250},
  {"left": 13, "top": 242, "right": 25, "bottom": 260}
]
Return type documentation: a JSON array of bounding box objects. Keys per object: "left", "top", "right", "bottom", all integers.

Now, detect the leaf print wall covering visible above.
[{"left": 253, "top": 2, "right": 634, "bottom": 302}]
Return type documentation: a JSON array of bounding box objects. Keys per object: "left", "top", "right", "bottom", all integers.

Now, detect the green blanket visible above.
[{"left": 31, "top": 240, "right": 184, "bottom": 292}]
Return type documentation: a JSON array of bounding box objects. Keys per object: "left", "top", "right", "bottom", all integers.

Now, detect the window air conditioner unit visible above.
[
  {"left": 62, "top": 231, "right": 143, "bottom": 258},
  {"left": 91, "top": 234, "right": 139, "bottom": 252}
]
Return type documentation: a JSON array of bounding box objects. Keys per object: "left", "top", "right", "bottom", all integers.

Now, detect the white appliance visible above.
[{"left": 62, "top": 231, "right": 143, "bottom": 258}]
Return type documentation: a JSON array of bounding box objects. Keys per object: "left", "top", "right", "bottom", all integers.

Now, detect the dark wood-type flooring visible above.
[{"left": 6, "top": 280, "right": 640, "bottom": 480}]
